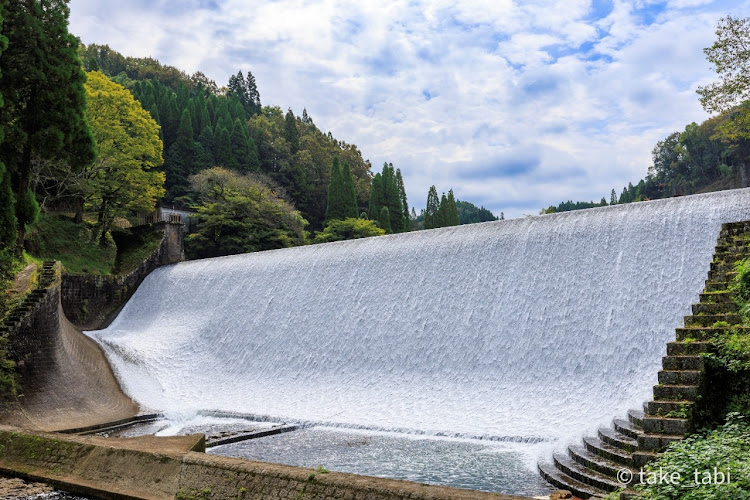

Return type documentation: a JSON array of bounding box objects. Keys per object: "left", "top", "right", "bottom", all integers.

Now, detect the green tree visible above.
[
  {"left": 284, "top": 108, "right": 300, "bottom": 154},
  {"left": 446, "top": 189, "right": 459, "bottom": 226},
  {"left": 0, "top": 7, "right": 15, "bottom": 268},
  {"left": 697, "top": 16, "right": 750, "bottom": 114},
  {"left": 424, "top": 185, "right": 439, "bottom": 229},
  {"left": 214, "top": 126, "right": 232, "bottom": 168},
  {"left": 396, "top": 168, "right": 409, "bottom": 230},
  {"left": 379, "top": 206, "right": 392, "bottom": 234},
  {"left": 324, "top": 155, "right": 357, "bottom": 223},
  {"left": 0, "top": 0, "right": 96, "bottom": 252},
  {"left": 313, "top": 218, "right": 385, "bottom": 243},
  {"left": 82, "top": 71, "right": 165, "bottom": 241},
  {"left": 187, "top": 167, "right": 306, "bottom": 258},
  {"left": 227, "top": 70, "right": 261, "bottom": 116},
  {"left": 164, "top": 108, "right": 196, "bottom": 200}
]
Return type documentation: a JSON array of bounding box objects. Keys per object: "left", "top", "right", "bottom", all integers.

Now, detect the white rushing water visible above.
[{"left": 90, "top": 189, "right": 750, "bottom": 451}]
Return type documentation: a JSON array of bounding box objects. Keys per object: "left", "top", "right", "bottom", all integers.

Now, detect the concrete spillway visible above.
[{"left": 89, "top": 189, "right": 750, "bottom": 449}]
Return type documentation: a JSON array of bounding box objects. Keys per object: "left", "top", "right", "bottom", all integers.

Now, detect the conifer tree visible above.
[
  {"left": 380, "top": 206, "right": 392, "bottom": 233},
  {"left": 438, "top": 193, "right": 449, "bottom": 227},
  {"left": 230, "top": 118, "right": 252, "bottom": 171},
  {"left": 0, "top": 0, "right": 96, "bottom": 251},
  {"left": 369, "top": 173, "right": 384, "bottom": 224},
  {"left": 195, "top": 126, "right": 215, "bottom": 171},
  {"left": 424, "top": 186, "right": 440, "bottom": 229},
  {"left": 325, "top": 155, "right": 343, "bottom": 224},
  {"left": 446, "top": 189, "right": 459, "bottom": 226},
  {"left": 285, "top": 108, "right": 300, "bottom": 154},
  {"left": 396, "top": 168, "right": 409, "bottom": 230},
  {"left": 164, "top": 108, "right": 196, "bottom": 199},
  {"left": 0, "top": 9, "right": 15, "bottom": 259},
  {"left": 214, "top": 126, "right": 232, "bottom": 167},
  {"left": 340, "top": 160, "right": 358, "bottom": 219}
]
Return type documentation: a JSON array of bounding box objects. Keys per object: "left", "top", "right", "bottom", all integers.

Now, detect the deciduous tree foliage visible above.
[
  {"left": 313, "top": 217, "right": 385, "bottom": 243},
  {"left": 187, "top": 167, "right": 307, "bottom": 258},
  {"left": 0, "top": 0, "right": 95, "bottom": 252},
  {"left": 82, "top": 71, "right": 164, "bottom": 241}
]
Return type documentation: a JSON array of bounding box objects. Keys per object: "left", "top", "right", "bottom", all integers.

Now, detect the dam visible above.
[{"left": 87, "top": 188, "right": 750, "bottom": 495}]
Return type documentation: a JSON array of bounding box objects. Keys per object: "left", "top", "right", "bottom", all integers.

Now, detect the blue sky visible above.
[{"left": 69, "top": 0, "right": 750, "bottom": 218}]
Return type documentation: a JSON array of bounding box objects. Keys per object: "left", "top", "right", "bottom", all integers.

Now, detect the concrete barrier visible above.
[{"left": 0, "top": 426, "right": 531, "bottom": 500}]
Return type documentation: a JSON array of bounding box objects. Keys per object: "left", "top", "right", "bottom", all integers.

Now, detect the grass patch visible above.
[{"left": 26, "top": 213, "right": 116, "bottom": 275}]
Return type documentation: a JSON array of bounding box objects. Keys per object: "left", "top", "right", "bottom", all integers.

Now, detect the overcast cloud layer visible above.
[{"left": 69, "top": 0, "right": 750, "bottom": 218}]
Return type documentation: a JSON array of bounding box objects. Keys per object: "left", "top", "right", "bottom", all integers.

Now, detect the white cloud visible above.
[{"left": 68, "top": 0, "right": 750, "bottom": 218}]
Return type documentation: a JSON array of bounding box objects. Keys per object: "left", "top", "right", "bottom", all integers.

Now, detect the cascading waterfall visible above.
[{"left": 90, "top": 189, "right": 750, "bottom": 460}]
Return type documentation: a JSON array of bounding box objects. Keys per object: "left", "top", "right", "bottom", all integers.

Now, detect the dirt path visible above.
[{"left": 9, "top": 264, "right": 37, "bottom": 294}]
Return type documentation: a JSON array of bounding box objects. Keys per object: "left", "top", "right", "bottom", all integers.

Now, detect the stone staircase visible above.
[
  {"left": 0, "top": 261, "right": 58, "bottom": 336},
  {"left": 538, "top": 221, "right": 750, "bottom": 499}
]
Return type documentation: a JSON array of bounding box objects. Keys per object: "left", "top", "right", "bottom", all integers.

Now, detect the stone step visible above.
[
  {"left": 699, "top": 291, "right": 734, "bottom": 304},
  {"left": 613, "top": 419, "right": 643, "bottom": 440},
  {"left": 627, "top": 409, "right": 644, "bottom": 428},
  {"left": 644, "top": 400, "right": 693, "bottom": 417},
  {"left": 684, "top": 314, "right": 742, "bottom": 327},
  {"left": 675, "top": 327, "right": 740, "bottom": 341},
  {"left": 707, "top": 269, "right": 738, "bottom": 282},
  {"left": 632, "top": 450, "right": 659, "bottom": 469},
  {"left": 553, "top": 453, "right": 622, "bottom": 492},
  {"left": 658, "top": 369, "right": 701, "bottom": 385},
  {"left": 705, "top": 281, "right": 730, "bottom": 292},
  {"left": 662, "top": 355, "right": 704, "bottom": 371},
  {"left": 598, "top": 427, "right": 638, "bottom": 453},
  {"left": 692, "top": 302, "right": 738, "bottom": 315},
  {"left": 653, "top": 384, "right": 700, "bottom": 401},
  {"left": 666, "top": 341, "right": 712, "bottom": 355},
  {"left": 641, "top": 415, "right": 691, "bottom": 435},
  {"left": 583, "top": 436, "right": 633, "bottom": 467},
  {"left": 538, "top": 462, "right": 608, "bottom": 499},
  {"left": 568, "top": 444, "right": 637, "bottom": 482},
  {"left": 637, "top": 433, "right": 685, "bottom": 453}
]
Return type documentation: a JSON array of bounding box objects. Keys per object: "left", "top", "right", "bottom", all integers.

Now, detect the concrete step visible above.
[
  {"left": 641, "top": 415, "right": 691, "bottom": 435},
  {"left": 666, "top": 341, "right": 712, "bottom": 355},
  {"left": 662, "top": 355, "right": 704, "bottom": 371},
  {"left": 684, "top": 314, "right": 741, "bottom": 327},
  {"left": 658, "top": 369, "right": 701, "bottom": 385},
  {"left": 553, "top": 453, "right": 623, "bottom": 492},
  {"left": 692, "top": 302, "right": 738, "bottom": 315},
  {"left": 598, "top": 427, "right": 638, "bottom": 453},
  {"left": 627, "top": 409, "right": 644, "bottom": 428},
  {"left": 583, "top": 435, "right": 633, "bottom": 467},
  {"left": 637, "top": 433, "right": 685, "bottom": 452},
  {"left": 632, "top": 450, "right": 659, "bottom": 469},
  {"left": 568, "top": 444, "right": 637, "bottom": 482},
  {"left": 644, "top": 400, "right": 693, "bottom": 417},
  {"left": 652, "top": 384, "right": 700, "bottom": 401},
  {"left": 538, "top": 462, "right": 608, "bottom": 499}
]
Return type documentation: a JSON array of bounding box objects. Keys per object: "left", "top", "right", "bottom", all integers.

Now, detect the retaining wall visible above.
[
  {"left": 0, "top": 426, "right": 529, "bottom": 500},
  {"left": 61, "top": 221, "right": 183, "bottom": 329}
]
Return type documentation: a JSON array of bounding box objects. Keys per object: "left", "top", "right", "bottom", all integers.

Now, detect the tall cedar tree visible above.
[
  {"left": 324, "top": 156, "right": 358, "bottom": 223},
  {"left": 446, "top": 189, "right": 459, "bottom": 226},
  {"left": 379, "top": 206, "right": 392, "bottom": 233},
  {"left": 164, "top": 108, "right": 196, "bottom": 200},
  {"left": 369, "top": 163, "right": 405, "bottom": 232},
  {"left": 424, "top": 185, "right": 440, "bottom": 229},
  {"left": 396, "top": 168, "right": 409, "bottom": 229},
  {"left": 0, "top": 0, "right": 95, "bottom": 252},
  {"left": 369, "top": 173, "right": 384, "bottom": 226},
  {"left": 0, "top": 8, "right": 14, "bottom": 263},
  {"left": 285, "top": 109, "right": 300, "bottom": 154},
  {"left": 227, "top": 70, "right": 261, "bottom": 116},
  {"left": 438, "top": 193, "right": 449, "bottom": 227}
]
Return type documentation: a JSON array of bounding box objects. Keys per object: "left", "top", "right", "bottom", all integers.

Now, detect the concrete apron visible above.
[{"left": 0, "top": 425, "right": 534, "bottom": 500}]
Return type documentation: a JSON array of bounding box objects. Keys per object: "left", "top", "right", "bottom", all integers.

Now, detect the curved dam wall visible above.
[
  {"left": 3, "top": 264, "right": 138, "bottom": 432},
  {"left": 91, "top": 189, "right": 750, "bottom": 447}
]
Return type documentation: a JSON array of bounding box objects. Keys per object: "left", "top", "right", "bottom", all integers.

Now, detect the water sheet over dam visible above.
[{"left": 90, "top": 189, "right": 750, "bottom": 462}]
